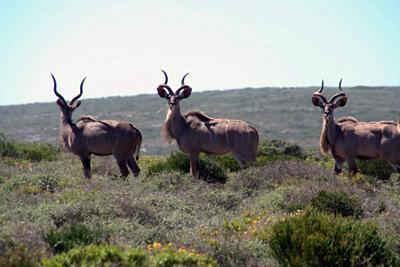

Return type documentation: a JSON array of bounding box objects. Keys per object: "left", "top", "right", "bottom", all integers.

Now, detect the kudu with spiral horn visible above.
[
  {"left": 52, "top": 74, "right": 142, "bottom": 178},
  {"left": 157, "top": 70, "right": 259, "bottom": 179},
  {"left": 312, "top": 79, "right": 400, "bottom": 175}
]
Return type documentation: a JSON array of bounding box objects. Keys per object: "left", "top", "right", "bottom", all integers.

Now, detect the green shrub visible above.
[
  {"left": 0, "top": 245, "right": 40, "bottom": 267},
  {"left": 166, "top": 151, "right": 191, "bottom": 172},
  {"left": 0, "top": 236, "right": 41, "bottom": 267},
  {"left": 310, "top": 191, "right": 363, "bottom": 219},
  {"left": 42, "top": 244, "right": 217, "bottom": 267},
  {"left": 199, "top": 158, "right": 228, "bottom": 183},
  {"left": 0, "top": 134, "right": 58, "bottom": 161},
  {"left": 147, "top": 152, "right": 190, "bottom": 176},
  {"left": 257, "top": 139, "right": 306, "bottom": 160},
  {"left": 152, "top": 248, "right": 217, "bottom": 267},
  {"left": 265, "top": 210, "right": 396, "bottom": 266},
  {"left": 147, "top": 158, "right": 170, "bottom": 176},
  {"left": 3, "top": 174, "right": 59, "bottom": 194},
  {"left": 357, "top": 159, "right": 394, "bottom": 180},
  {"left": 44, "top": 223, "right": 104, "bottom": 254},
  {"left": 42, "top": 244, "right": 147, "bottom": 266},
  {"left": 147, "top": 152, "right": 227, "bottom": 183},
  {"left": 37, "top": 175, "right": 59, "bottom": 193},
  {"left": 212, "top": 154, "right": 241, "bottom": 172}
]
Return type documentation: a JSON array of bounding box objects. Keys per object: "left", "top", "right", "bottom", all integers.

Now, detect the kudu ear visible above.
[
  {"left": 312, "top": 96, "right": 324, "bottom": 108},
  {"left": 71, "top": 100, "right": 81, "bottom": 109},
  {"left": 177, "top": 86, "right": 192, "bottom": 99},
  {"left": 333, "top": 96, "right": 347, "bottom": 107},
  {"left": 157, "top": 86, "right": 170, "bottom": 99},
  {"left": 56, "top": 99, "right": 66, "bottom": 108}
]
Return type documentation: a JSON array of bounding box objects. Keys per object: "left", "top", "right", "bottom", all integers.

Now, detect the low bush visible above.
[
  {"left": 37, "top": 175, "right": 59, "bottom": 193},
  {"left": 357, "top": 159, "right": 394, "bottom": 180},
  {"left": 310, "top": 190, "right": 363, "bottom": 218},
  {"left": 42, "top": 244, "right": 146, "bottom": 266},
  {"left": 0, "top": 247, "right": 38, "bottom": 267},
  {"left": 212, "top": 154, "right": 241, "bottom": 172},
  {"left": 3, "top": 174, "right": 60, "bottom": 194},
  {"left": 0, "top": 237, "right": 42, "bottom": 267},
  {"left": 147, "top": 152, "right": 189, "bottom": 176},
  {"left": 0, "top": 133, "right": 58, "bottom": 161},
  {"left": 257, "top": 139, "right": 307, "bottom": 160},
  {"left": 42, "top": 243, "right": 217, "bottom": 267},
  {"left": 198, "top": 158, "right": 228, "bottom": 183},
  {"left": 147, "top": 152, "right": 227, "bottom": 183},
  {"left": 264, "top": 210, "right": 397, "bottom": 266},
  {"left": 44, "top": 223, "right": 104, "bottom": 254}
]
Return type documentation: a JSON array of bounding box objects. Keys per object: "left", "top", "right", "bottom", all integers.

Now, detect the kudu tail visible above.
[{"left": 134, "top": 131, "right": 142, "bottom": 161}]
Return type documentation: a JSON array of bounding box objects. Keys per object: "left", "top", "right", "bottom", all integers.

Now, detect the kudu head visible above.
[
  {"left": 157, "top": 70, "right": 192, "bottom": 111},
  {"left": 312, "top": 79, "right": 347, "bottom": 121},
  {"left": 52, "top": 74, "right": 86, "bottom": 124}
]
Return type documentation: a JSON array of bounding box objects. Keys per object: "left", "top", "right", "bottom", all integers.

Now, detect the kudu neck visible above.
[
  {"left": 323, "top": 116, "right": 339, "bottom": 145},
  {"left": 60, "top": 112, "right": 75, "bottom": 128},
  {"left": 165, "top": 105, "right": 186, "bottom": 140}
]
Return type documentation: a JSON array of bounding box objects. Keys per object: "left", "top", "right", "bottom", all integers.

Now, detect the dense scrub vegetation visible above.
[
  {"left": 42, "top": 244, "right": 217, "bottom": 267},
  {"left": 266, "top": 210, "right": 397, "bottom": 266},
  {"left": 0, "top": 138, "right": 399, "bottom": 266},
  {"left": 0, "top": 132, "right": 58, "bottom": 162}
]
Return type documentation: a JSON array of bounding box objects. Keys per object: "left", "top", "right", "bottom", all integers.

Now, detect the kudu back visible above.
[
  {"left": 52, "top": 74, "right": 142, "bottom": 178},
  {"left": 157, "top": 70, "right": 259, "bottom": 178},
  {"left": 312, "top": 79, "right": 400, "bottom": 175}
]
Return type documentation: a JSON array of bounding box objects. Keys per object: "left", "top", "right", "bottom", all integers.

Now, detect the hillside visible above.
[{"left": 1, "top": 86, "right": 400, "bottom": 154}]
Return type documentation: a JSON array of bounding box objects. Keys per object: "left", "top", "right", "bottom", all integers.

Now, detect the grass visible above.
[{"left": 1, "top": 139, "right": 400, "bottom": 266}]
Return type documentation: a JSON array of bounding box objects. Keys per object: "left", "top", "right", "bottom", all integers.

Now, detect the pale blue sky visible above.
[{"left": 0, "top": 0, "right": 399, "bottom": 105}]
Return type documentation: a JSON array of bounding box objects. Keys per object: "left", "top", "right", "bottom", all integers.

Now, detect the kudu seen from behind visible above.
[
  {"left": 157, "top": 70, "right": 259, "bottom": 178},
  {"left": 52, "top": 74, "right": 142, "bottom": 178},
  {"left": 312, "top": 79, "right": 400, "bottom": 175}
]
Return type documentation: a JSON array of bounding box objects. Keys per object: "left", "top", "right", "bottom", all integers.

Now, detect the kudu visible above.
[
  {"left": 157, "top": 70, "right": 259, "bottom": 178},
  {"left": 52, "top": 74, "right": 142, "bottom": 178},
  {"left": 312, "top": 79, "right": 400, "bottom": 175}
]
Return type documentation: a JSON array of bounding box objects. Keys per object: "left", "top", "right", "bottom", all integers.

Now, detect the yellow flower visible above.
[
  {"left": 153, "top": 242, "right": 162, "bottom": 249},
  {"left": 178, "top": 247, "right": 187, "bottom": 253}
]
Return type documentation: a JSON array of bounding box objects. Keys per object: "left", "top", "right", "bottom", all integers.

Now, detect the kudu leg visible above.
[
  {"left": 389, "top": 163, "right": 400, "bottom": 173},
  {"left": 79, "top": 156, "right": 92, "bottom": 179},
  {"left": 347, "top": 157, "right": 358, "bottom": 176},
  {"left": 189, "top": 153, "right": 200, "bottom": 179},
  {"left": 333, "top": 159, "right": 345, "bottom": 175},
  {"left": 127, "top": 155, "right": 140, "bottom": 177},
  {"left": 115, "top": 158, "right": 130, "bottom": 177},
  {"left": 233, "top": 154, "right": 246, "bottom": 168}
]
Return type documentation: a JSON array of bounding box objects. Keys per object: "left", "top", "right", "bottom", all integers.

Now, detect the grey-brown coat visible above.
[
  {"left": 312, "top": 79, "right": 400, "bottom": 175},
  {"left": 52, "top": 74, "right": 141, "bottom": 178},
  {"left": 157, "top": 71, "right": 259, "bottom": 178}
]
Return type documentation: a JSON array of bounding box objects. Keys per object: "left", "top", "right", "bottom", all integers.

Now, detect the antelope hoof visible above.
[
  {"left": 334, "top": 169, "right": 342, "bottom": 175},
  {"left": 83, "top": 171, "right": 92, "bottom": 179},
  {"left": 350, "top": 170, "right": 358, "bottom": 177}
]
